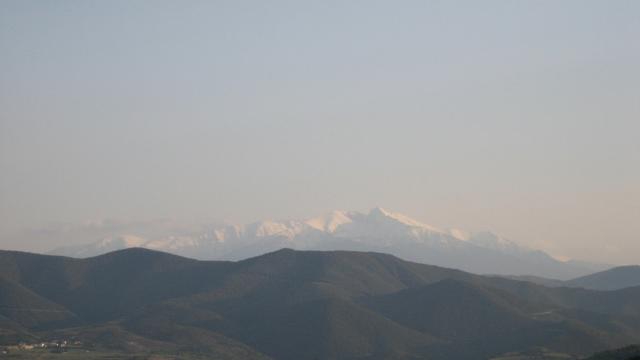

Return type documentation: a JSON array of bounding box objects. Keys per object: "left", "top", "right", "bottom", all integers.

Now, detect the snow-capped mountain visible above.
[{"left": 48, "top": 208, "right": 608, "bottom": 279}]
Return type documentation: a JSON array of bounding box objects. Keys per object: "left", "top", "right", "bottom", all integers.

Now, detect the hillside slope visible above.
[{"left": 0, "top": 248, "right": 638, "bottom": 359}]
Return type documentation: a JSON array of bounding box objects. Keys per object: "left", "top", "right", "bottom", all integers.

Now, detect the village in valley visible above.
[{"left": 2, "top": 338, "right": 83, "bottom": 355}]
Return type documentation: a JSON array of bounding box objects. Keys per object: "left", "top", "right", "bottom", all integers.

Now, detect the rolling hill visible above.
[{"left": 0, "top": 248, "right": 638, "bottom": 359}]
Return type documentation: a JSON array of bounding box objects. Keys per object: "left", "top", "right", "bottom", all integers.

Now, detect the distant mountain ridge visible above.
[
  {"left": 565, "top": 266, "right": 640, "bottom": 291},
  {"left": 49, "top": 208, "right": 609, "bottom": 279},
  {"left": 495, "top": 265, "right": 640, "bottom": 291},
  {"left": 1, "top": 248, "right": 639, "bottom": 359}
]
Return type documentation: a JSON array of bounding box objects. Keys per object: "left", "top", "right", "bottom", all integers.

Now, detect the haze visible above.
[{"left": 1, "top": 1, "right": 639, "bottom": 264}]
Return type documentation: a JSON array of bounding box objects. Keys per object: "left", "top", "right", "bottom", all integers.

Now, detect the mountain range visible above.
[
  {"left": 0, "top": 248, "right": 639, "bottom": 359},
  {"left": 564, "top": 266, "right": 640, "bottom": 291},
  {"left": 497, "top": 266, "right": 640, "bottom": 291},
  {"left": 48, "top": 208, "right": 608, "bottom": 280}
]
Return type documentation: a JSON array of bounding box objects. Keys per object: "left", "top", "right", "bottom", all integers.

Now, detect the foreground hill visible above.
[
  {"left": 587, "top": 345, "right": 640, "bottom": 359},
  {"left": 48, "top": 208, "right": 608, "bottom": 279},
  {"left": 0, "top": 248, "right": 638, "bottom": 359}
]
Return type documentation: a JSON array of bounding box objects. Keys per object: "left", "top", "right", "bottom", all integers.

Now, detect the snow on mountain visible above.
[
  {"left": 49, "top": 207, "right": 461, "bottom": 258},
  {"left": 447, "top": 228, "right": 530, "bottom": 254},
  {"left": 305, "top": 210, "right": 354, "bottom": 232},
  {"left": 47, "top": 208, "right": 609, "bottom": 279},
  {"left": 465, "top": 231, "right": 531, "bottom": 255},
  {"left": 361, "top": 207, "right": 430, "bottom": 229},
  {"left": 448, "top": 228, "right": 471, "bottom": 241}
]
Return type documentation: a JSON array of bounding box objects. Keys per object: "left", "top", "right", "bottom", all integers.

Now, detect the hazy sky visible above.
[{"left": 1, "top": 1, "right": 639, "bottom": 264}]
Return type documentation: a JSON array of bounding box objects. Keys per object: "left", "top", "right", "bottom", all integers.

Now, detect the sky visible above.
[{"left": 1, "top": 1, "right": 639, "bottom": 264}]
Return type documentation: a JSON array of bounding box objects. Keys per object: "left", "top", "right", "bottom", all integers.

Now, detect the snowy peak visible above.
[
  {"left": 366, "top": 207, "right": 441, "bottom": 232},
  {"left": 322, "top": 208, "right": 454, "bottom": 246},
  {"left": 305, "top": 210, "right": 354, "bottom": 233},
  {"left": 466, "top": 231, "right": 530, "bottom": 255},
  {"left": 246, "top": 220, "right": 297, "bottom": 238},
  {"left": 224, "top": 207, "right": 444, "bottom": 240},
  {"left": 447, "top": 229, "right": 530, "bottom": 255},
  {"left": 448, "top": 228, "right": 471, "bottom": 241}
]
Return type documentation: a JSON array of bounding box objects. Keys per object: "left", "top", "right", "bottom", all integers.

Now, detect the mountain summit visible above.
[{"left": 49, "top": 208, "right": 607, "bottom": 279}]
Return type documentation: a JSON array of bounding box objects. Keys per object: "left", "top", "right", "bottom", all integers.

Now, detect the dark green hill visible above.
[
  {"left": 587, "top": 345, "right": 640, "bottom": 360},
  {"left": 0, "top": 277, "right": 79, "bottom": 330},
  {"left": 220, "top": 297, "right": 437, "bottom": 360},
  {"left": 0, "top": 248, "right": 231, "bottom": 322},
  {"left": 0, "top": 248, "right": 639, "bottom": 359},
  {"left": 365, "top": 279, "right": 536, "bottom": 338}
]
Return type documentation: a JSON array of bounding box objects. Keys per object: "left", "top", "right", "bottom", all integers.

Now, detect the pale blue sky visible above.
[{"left": 1, "top": 1, "right": 639, "bottom": 263}]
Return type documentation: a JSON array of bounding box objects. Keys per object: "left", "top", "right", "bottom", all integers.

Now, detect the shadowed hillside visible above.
[
  {"left": 587, "top": 345, "right": 640, "bottom": 360},
  {"left": 0, "top": 248, "right": 639, "bottom": 359}
]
